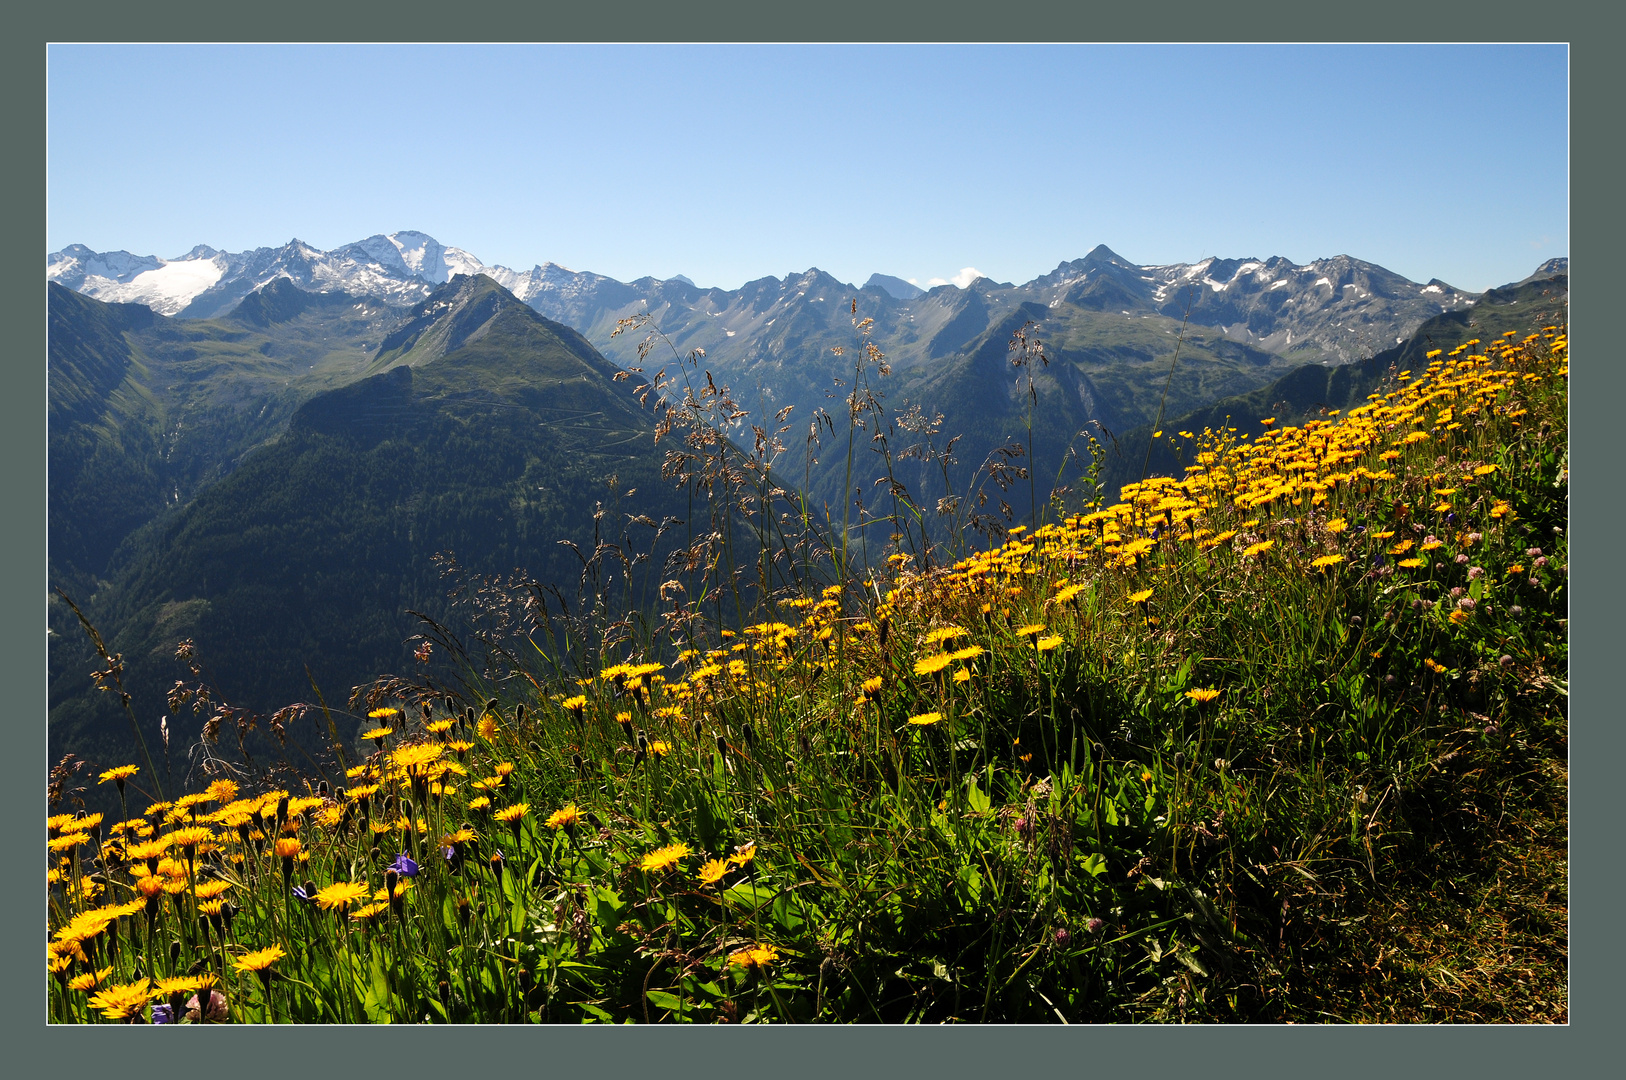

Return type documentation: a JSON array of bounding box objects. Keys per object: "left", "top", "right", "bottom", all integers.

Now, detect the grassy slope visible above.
[{"left": 46, "top": 325, "right": 1566, "bottom": 1024}]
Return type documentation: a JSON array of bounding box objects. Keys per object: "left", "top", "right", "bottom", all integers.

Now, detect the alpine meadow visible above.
[{"left": 46, "top": 243, "right": 1568, "bottom": 1022}]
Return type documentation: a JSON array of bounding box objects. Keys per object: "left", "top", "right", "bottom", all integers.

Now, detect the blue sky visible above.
[{"left": 47, "top": 44, "right": 1568, "bottom": 293}]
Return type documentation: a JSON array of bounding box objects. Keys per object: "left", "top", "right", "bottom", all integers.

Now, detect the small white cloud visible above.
[
  {"left": 925, "top": 266, "right": 984, "bottom": 289},
  {"left": 905, "top": 278, "right": 919, "bottom": 286}
]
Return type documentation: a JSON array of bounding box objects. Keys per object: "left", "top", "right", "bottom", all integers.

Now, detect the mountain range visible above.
[
  {"left": 46, "top": 232, "right": 1566, "bottom": 793},
  {"left": 50, "top": 231, "right": 1516, "bottom": 368}
]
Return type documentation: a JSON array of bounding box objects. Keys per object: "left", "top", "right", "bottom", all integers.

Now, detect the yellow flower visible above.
[
  {"left": 913, "top": 653, "right": 952, "bottom": 676},
  {"left": 640, "top": 842, "right": 692, "bottom": 873},
  {"left": 314, "top": 881, "right": 370, "bottom": 911},
  {"left": 546, "top": 804, "right": 581, "bottom": 830},
  {"left": 1311, "top": 554, "right": 1345, "bottom": 570},
  {"left": 168, "top": 826, "right": 215, "bottom": 850},
  {"left": 68, "top": 966, "right": 114, "bottom": 993},
  {"left": 495, "top": 803, "right": 530, "bottom": 825},
  {"left": 389, "top": 742, "right": 444, "bottom": 773},
  {"left": 1127, "top": 588, "right": 1153, "bottom": 604},
  {"left": 907, "top": 712, "right": 942, "bottom": 726},
  {"left": 729, "top": 943, "right": 779, "bottom": 970},
  {"left": 1035, "top": 635, "right": 1063, "bottom": 652},
  {"left": 1185, "top": 688, "right": 1221, "bottom": 703},
  {"left": 235, "top": 943, "right": 287, "bottom": 973},
  {"left": 728, "top": 842, "right": 757, "bottom": 868},
  {"left": 1242, "top": 540, "right": 1275, "bottom": 558},
  {"left": 477, "top": 716, "right": 499, "bottom": 740},
  {"left": 368, "top": 707, "right": 401, "bottom": 720},
  {"left": 697, "top": 858, "right": 729, "bottom": 886},
  {"left": 1398, "top": 557, "right": 1425, "bottom": 568},
  {"left": 359, "top": 726, "right": 394, "bottom": 742},
  {"left": 1015, "top": 623, "right": 1046, "bottom": 637},
  {"left": 860, "top": 676, "right": 884, "bottom": 695},
  {"left": 98, "top": 764, "right": 139, "bottom": 785},
  {"left": 88, "top": 978, "right": 151, "bottom": 1021},
  {"left": 1424, "top": 658, "right": 1448, "bottom": 675}
]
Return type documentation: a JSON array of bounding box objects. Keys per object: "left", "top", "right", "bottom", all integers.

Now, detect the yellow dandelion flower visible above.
[
  {"left": 1127, "top": 588, "right": 1153, "bottom": 604},
  {"left": 698, "top": 858, "right": 729, "bottom": 886},
  {"left": 88, "top": 979, "right": 151, "bottom": 1021},
  {"left": 1015, "top": 623, "right": 1046, "bottom": 637},
  {"left": 1035, "top": 635, "right": 1063, "bottom": 652},
  {"left": 546, "top": 804, "right": 581, "bottom": 830},
  {"left": 640, "top": 842, "right": 691, "bottom": 872},
  {"left": 67, "top": 966, "right": 114, "bottom": 993},
  {"left": 907, "top": 711, "right": 942, "bottom": 726},
  {"left": 234, "top": 944, "right": 287, "bottom": 974},
  {"left": 729, "top": 944, "right": 779, "bottom": 970},
  {"left": 98, "top": 764, "right": 139, "bottom": 785},
  {"left": 913, "top": 653, "right": 953, "bottom": 676},
  {"left": 860, "top": 675, "right": 884, "bottom": 695},
  {"left": 314, "top": 881, "right": 370, "bottom": 911},
  {"left": 476, "top": 716, "right": 499, "bottom": 740},
  {"left": 1311, "top": 554, "right": 1345, "bottom": 570},
  {"left": 495, "top": 803, "right": 530, "bottom": 825},
  {"left": 193, "top": 880, "right": 233, "bottom": 900},
  {"left": 1185, "top": 688, "right": 1221, "bottom": 703},
  {"left": 351, "top": 901, "right": 390, "bottom": 923}
]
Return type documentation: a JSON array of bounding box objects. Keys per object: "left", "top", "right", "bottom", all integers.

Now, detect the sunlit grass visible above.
[{"left": 47, "top": 327, "right": 1567, "bottom": 1022}]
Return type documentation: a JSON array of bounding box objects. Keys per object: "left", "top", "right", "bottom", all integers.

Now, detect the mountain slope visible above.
[
  {"left": 49, "top": 275, "right": 700, "bottom": 777},
  {"left": 1096, "top": 272, "right": 1570, "bottom": 499}
]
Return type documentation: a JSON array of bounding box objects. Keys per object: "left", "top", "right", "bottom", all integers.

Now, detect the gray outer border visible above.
[{"left": 9, "top": 1, "right": 1607, "bottom": 1073}]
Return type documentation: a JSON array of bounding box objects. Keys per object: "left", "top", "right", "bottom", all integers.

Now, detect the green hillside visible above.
[
  {"left": 1097, "top": 274, "right": 1569, "bottom": 500},
  {"left": 48, "top": 277, "right": 733, "bottom": 786}
]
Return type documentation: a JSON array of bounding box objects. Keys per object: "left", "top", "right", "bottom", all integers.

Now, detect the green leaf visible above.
[
  {"left": 644, "top": 989, "right": 686, "bottom": 1014},
  {"left": 1081, "top": 852, "right": 1108, "bottom": 877}
]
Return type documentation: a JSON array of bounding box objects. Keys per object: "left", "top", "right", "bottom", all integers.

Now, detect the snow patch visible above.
[
  {"left": 83, "top": 257, "right": 226, "bottom": 315},
  {"left": 1421, "top": 285, "right": 1442, "bottom": 294},
  {"left": 1313, "top": 277, "right": 1331, "bottom": 288},
  {"left": 1269, "top": 280, "right": 1289, "bottom": 289}
]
